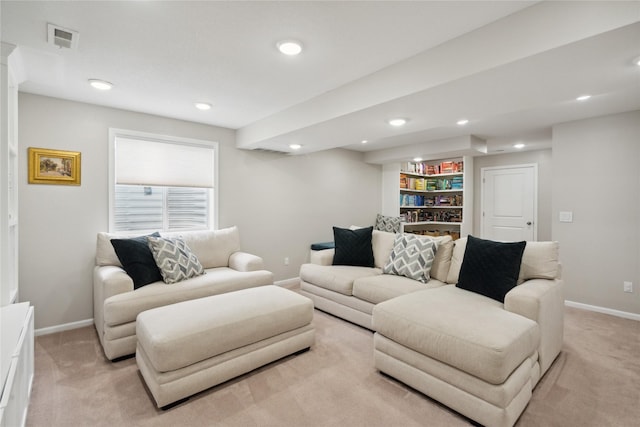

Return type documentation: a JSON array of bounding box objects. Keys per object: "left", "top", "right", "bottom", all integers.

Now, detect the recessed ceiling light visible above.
[
  {"left": 456, "top": 119, "right": 469, "bottom": 126},
  {"left": 633, "top": 56, "right": 640, "bottom": 67},
  {"left": 413, "top": 157, "right": 423, "bottom": 162},
  {"left": 388, "top": 118, "right": 407, "bottom": 127},
  {"left": 289, "top": 144, "right": 302, "bottom": 150},
  {"left": 88, "top": 79, "right": 113, "bottom": 91},
  {"left": 195, "top": 102, "right": 212, "bottom": 110},
  {"left": 576, "top": 94, "right": 591, "bottom": 101},
  {"left": 277, "top": 40, "right": 303, "bottom": 56},
  {"left": 513, "top": 143, "right": 525, "bottom": 149},
  {"left": 361, "top": 140, "right": 368, "bottom": 144}
]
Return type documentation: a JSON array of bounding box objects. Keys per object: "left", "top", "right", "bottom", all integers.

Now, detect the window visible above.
[{"left": 109, "top": 129, "right": 218, "bottom": 233}]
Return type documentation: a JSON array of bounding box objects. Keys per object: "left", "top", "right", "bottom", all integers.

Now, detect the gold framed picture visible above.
[{"left": 28, "top": 147, "right": 81, "bottom": 185}]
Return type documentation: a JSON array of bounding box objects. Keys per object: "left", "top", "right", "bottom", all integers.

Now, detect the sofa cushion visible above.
[
  {"left": 96, "top": 226, "right": 242, "bottom": 269},
  {"left": 445, "top": 237, "right": 467, "bottom": 284},
  {"left": 332, "top": 226, "right": 375, "bottom": 267},
  {"left": 373, "top": 286, "right": 540, "bottom": 385},
  {"left": 375, "top": 213, "right": 401, "bottom": 233},
  {"left": 103, "top": 268, "right": 273, "bottom": 327},
  {"left": 299, "top": 263, "right": 381, "bottom": 296},
  {"left": 110, "top": 232, "right": 162, "bottom": 289},
  {"left": 430, "top": 235, "right": 453, "bottom": 283},
  {"left": 372, "top": 230, "right": 396, "bottom": 269},
  {"left": 383, "top": 233, "right": 437, "bottom": 283},
  {"left": 175, "top": 226, "right": 241, "bottom": 269},
  {"left": 147, "top": 236, "right": 206, "bottom": 284},
  {"left": 518, "top": 241, "right": 559, "bottom": 283},
  {"left": 456, "top": 236, "right": 526, "bottom": 303},
  {"left": 352, "top": 274, "right": 444, "bottom": 305},
  {"left": 96, "top": 232, "right": 131, "bottom": 267}
]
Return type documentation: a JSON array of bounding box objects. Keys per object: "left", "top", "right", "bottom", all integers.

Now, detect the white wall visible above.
[
  {"left": 18, "top": 93, "right": 381, "bottom": 329},
  {"left": 552, "top": 111, "right": 640, "bottom": 315},
  {"left": 473, "top": 149, "right": 553, "bottom": 241}
]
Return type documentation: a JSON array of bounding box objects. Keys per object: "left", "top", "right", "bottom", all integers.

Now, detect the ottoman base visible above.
[
  {"left": 135, "top": 285, "right": 315, "bottom": 408},
  {"left": 138, "top": 325, "right": 314, "bottom": 408}
]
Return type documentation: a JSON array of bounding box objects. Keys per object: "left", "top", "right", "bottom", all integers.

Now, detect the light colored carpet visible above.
[{"left": 27, "top": 306, "right": 639, "bottom": 426}]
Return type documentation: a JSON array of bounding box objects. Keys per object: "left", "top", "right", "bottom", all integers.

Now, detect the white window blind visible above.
[
  {"left": 110, "top": 130, "right": 218, "bottom": 233},
  {"left": 115, "top": 137, "right": 215, "bottom": 188}
]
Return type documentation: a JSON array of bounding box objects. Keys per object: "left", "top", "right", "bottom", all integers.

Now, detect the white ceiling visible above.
[{"left": 2, "top": 1, "right": 639, "bottom": 162}]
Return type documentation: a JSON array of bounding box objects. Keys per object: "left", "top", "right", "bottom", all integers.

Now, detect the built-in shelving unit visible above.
[
  {"left": 1, "top": 43, "right": 31, "bottom": 427},
  {"left": 399, "top": 156, "right": 473, "bottom": 239},
  {"left": 1, "top": 42, "right": 19, "bottom": 306}
]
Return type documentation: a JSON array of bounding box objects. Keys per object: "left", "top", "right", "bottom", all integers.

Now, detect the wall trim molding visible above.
[
  {"left": 565, "top": 300, "right": 639, "bottom": 321},
  {"left": 35, "top": 318, "right": 94, "bottom": 336}
]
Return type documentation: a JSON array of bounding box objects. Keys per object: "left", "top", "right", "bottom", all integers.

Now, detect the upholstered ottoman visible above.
[
  {"left": 372, "top": 286, "right": 540, "bottom": 427},
  {"left": 136, "top": 285, "right": 315, "bottom": 408}
]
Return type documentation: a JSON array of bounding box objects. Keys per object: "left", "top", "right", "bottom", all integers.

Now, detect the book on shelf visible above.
[
  {"left": 400, "top": 174, "right": 407, "bottom": 189},
  {"left": 401, "top": 160, "right": 464, "bottom": 177},
  {"left": 451, "top": 176, "right": 463, "bottom": 189},
  {"left": 400, "top": 194, "right": 425, "bottom": 207}
]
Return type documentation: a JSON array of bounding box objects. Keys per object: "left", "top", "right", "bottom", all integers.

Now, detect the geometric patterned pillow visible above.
[
  {"left": 375, "top": 213, "right": 402, "bottom": 233},
  {"left": 147, "top": 236, "right": 205, "bottom": 284},
  {"left": 383, "top": 233, "right": 437, "bottom": 283}
]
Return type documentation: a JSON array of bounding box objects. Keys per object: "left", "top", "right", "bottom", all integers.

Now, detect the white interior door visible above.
[{"left": 481, "top": 164, "right": 537, "bottom": 242}]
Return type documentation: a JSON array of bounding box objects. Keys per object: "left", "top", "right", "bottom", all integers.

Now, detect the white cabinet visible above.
[
  {"left": 0, "top": 303, "right": 34, "bottom": 427},
  {"left": 399, "top": 156, "right": 473, "bottom": 239}
]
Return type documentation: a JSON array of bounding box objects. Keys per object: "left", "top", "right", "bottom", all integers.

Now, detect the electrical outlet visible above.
[
  {"left": 623, "top": 281, "right": 633, "bottom": 293},
  {"left": 284, "top": 257, "right": 290, "bottom": 266}
]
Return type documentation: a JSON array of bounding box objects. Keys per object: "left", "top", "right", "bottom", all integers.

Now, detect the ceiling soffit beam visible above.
[
  {"left": 364, "top": 135, "right": 487, "bottom": 165},
  {"left": 236, "top": 1, "right": 640, "bottom": 151}
]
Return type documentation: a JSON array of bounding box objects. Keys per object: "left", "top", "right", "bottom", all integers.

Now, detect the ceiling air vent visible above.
[{"left": 47, "top": 23, "right": 79, "bottom": 50}]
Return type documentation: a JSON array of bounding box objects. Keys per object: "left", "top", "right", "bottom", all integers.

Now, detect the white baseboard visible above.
[
  {"left": 275, "top": 277, "right": 300, "bottom": 290},
  {"left": 35, "top": 318, "right": 94, "bottom": 336},
  {"left": 565, "top": 300, "right": 640, "bottom": 321}
]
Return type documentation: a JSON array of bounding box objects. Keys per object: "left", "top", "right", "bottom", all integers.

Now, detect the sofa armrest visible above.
[
  {"left": 95, "top": 265, "right": 134, "bottom": 299},
  {"left": 93, "top": 265, "right": 134, "bottom": 340},
  {"left": 228, "top": 251, "right": 264, "bottom": 272},
  {"left": 505, "top": 278, "right": 564, "bottom": 377},
  {"left": 310, "top": 248, "right": 334, "bottom": 266}
]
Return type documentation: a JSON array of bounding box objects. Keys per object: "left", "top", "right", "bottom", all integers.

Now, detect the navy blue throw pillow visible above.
[
  {"left": 456, "top": 235, "right": 526, "bottom": 303},
  {"left": 332, "top": 226, "right": 375, "bottom": 267},
  {"left": 111, "top": 232, "right": 162, "bottom": 289}
]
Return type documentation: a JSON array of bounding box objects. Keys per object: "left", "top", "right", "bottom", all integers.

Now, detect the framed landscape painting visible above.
[{"left": 28, "top": 147, "right": 81, "bottom": 185}]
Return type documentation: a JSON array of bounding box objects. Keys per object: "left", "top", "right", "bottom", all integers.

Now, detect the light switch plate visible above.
[{"left": 559, "top": 211, "right": 573, "bottom": 223}]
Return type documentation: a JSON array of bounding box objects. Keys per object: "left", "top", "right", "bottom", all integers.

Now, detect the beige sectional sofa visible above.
[
  {"left": 299, "top": 229, "right": 564, "bottom": 427},
  {"left": 94, "top": 226, "right": 274, "bottom": 360},
  {"left": 300, "top": 230, "right": 455, "bottom": 329}
]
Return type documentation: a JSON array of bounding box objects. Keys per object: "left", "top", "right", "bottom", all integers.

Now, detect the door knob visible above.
[{"left": 526, "top": 221, "right": 532, "bottom": 226}]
